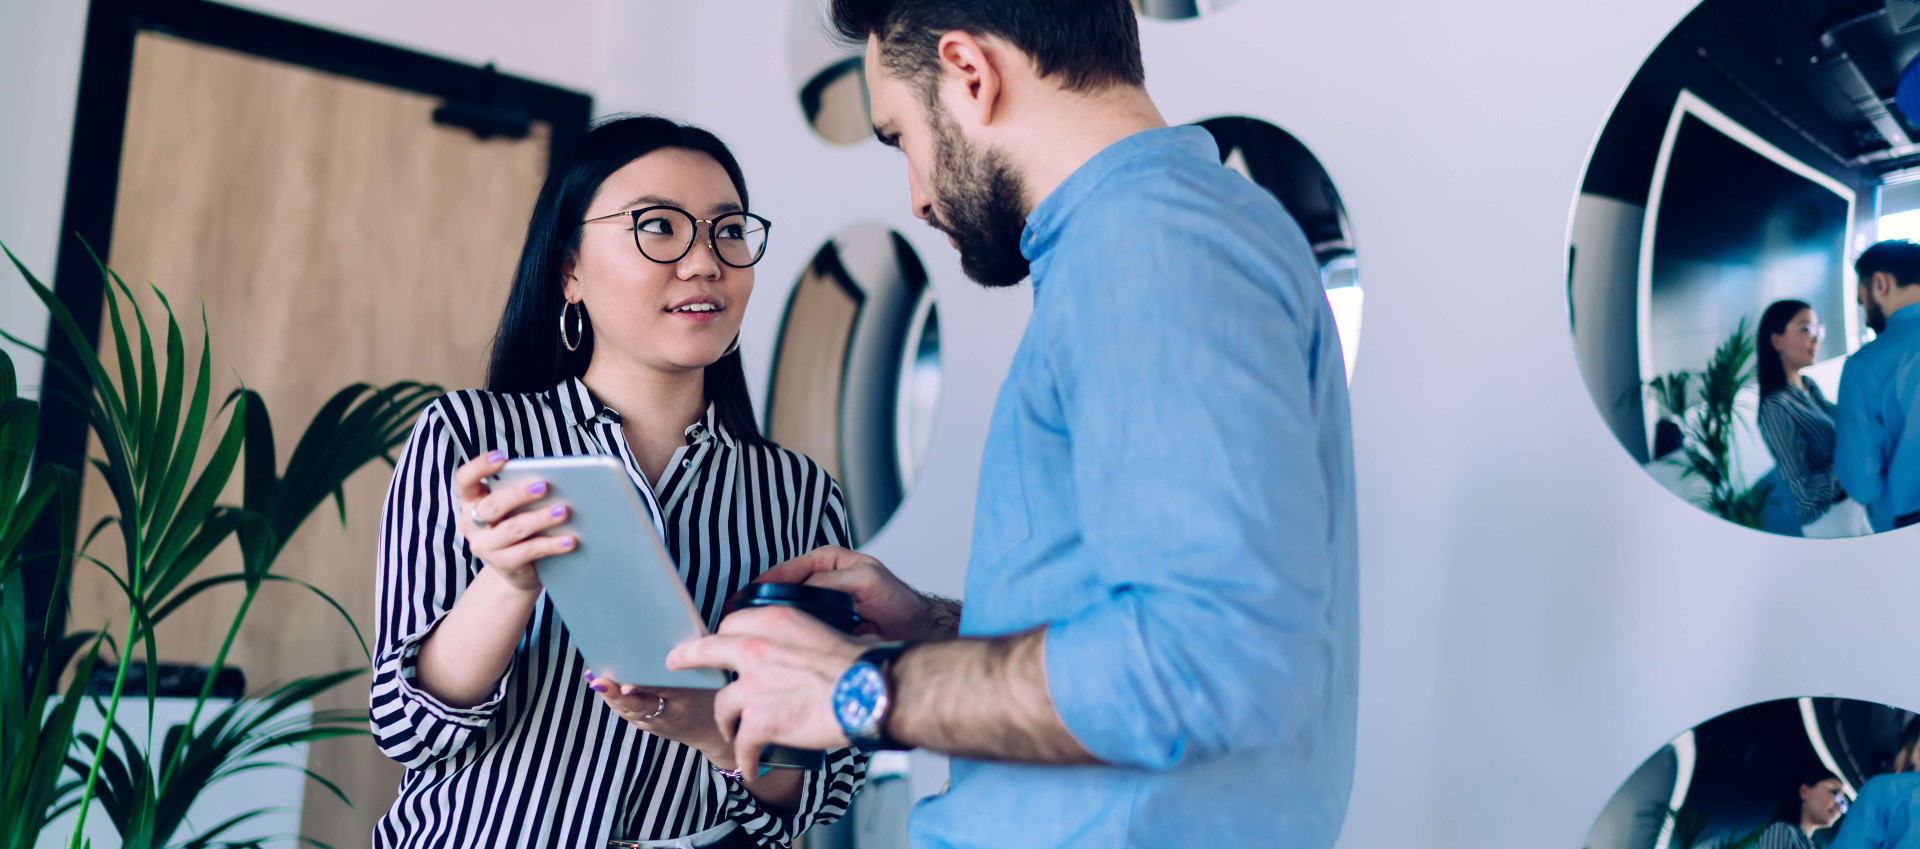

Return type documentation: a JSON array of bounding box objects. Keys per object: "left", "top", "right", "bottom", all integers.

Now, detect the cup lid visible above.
[{"left": 736, "top": 582, "right": 859, "bottom": 618}]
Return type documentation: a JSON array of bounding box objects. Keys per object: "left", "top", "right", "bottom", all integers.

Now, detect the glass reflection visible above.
[
  {"left": 1131, "top": 0, "right": 1244, "bottom": 20},
  {"left": 1584, "top": 698, "right": 1917, "bottom": 849},
  {"left": 1196, "top": 115, "right": 1362, "bottom": 379},
  {"left": 790, "top": 3, "right": 870, "bottom": 145},
  {"left": 766, "top": 224, "right": 937, "bottom": 544},
  {"left": 1569, "top": 0, "right": 1920, "bottom": 536}
]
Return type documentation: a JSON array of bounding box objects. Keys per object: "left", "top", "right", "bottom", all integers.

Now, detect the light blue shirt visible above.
[
  {"left": 1835, "top": 302, "right": 1920, "bottom": 530},
  {"left": 1830, "top": 773, "right": 1920, "bottom": 849},
  {"left": 908, "top": 126, "right": 1359, "bottom": 849}
]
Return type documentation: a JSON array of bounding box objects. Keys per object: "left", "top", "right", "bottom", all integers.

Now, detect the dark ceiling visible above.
[{"left": 1687, "top": 0, "right": 1920, "bottom": 161}]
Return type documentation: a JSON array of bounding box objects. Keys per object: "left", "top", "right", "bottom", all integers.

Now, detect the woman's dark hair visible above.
[
  {"left": 1774, "top": 766, "right": 1842, "bottom": 824},
  {"left": 1757, "top": 299, "right": 1813, "bottom": 399},
  {"left": 486, "top": 114, "right": 768, "bottom": 446}
]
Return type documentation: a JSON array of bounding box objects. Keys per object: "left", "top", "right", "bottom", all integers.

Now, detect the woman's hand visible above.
[
  {"left": 452, "top": 451, "right": 575, "bottom": 592},
  {"left": 588, "top": 674, "right": 733, "bottom": 765}
]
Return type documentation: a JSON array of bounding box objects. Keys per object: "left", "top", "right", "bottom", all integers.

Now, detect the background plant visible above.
[
  {"left": 1643, "top": 318, "right": 1774, "bottom": 529},
  {"left": 3, "top": 242, "right": 437, "bottom": 847}
]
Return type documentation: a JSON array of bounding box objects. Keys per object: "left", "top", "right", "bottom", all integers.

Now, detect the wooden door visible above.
[{"left": 66, "top": 30, "right": 550, "bottom": 848}]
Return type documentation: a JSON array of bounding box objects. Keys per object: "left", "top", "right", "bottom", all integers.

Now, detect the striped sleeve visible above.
[
  {"left": 1755, "top": 821, "right": 1810, "bottom": 849},
  {"left": 1758, "top": 393, "right": 1840, "bottom": 524},
  {"left": 368, "top": 402, "right": 517, "bottom": 768},
  {"left": 722, "top": 477, "right": 868, "bottom": 845}
]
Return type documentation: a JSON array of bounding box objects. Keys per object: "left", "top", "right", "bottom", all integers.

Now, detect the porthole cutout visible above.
[
  {"left": 1583, "top": 698, "right": 1917, "bottom": 849},
  {"left": 1132, "top": 0, "right": 1246, "bottom": 20},
  {"left": 1568, "top": 0, "right": 1919, "bottom": 537},
  {"left": 766, "top": 224, "right": 939, "bottom": 544},
  {"left": 789, "top": 0, "right": 871, "bottom": 146},
  {"left": 1196, "top": 116, "right": 1362, "bottom": 379}
]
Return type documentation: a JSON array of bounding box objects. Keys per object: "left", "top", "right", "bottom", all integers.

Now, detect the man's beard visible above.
[
  {"left": 926, "top": 104, "right": 1030, "bottom": 288},
  {"left": 1866, "top": 286, "right": 1888, "bottom": 335}
]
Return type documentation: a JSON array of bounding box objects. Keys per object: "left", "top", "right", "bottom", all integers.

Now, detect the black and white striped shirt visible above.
[
  {"left": 1758, "top": 377, "right": 1845, "bottom": 525},
  {"left": 370, "top": 377, "right": 865, "bottom": 848}
]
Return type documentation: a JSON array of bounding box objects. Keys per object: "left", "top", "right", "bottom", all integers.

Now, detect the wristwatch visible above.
[{"left": 831, "top": 642, "right": 910, "bottom": 750}]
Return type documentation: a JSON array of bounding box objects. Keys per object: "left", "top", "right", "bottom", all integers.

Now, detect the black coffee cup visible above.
[{"left": 730, "top": 583, "right": 862, "bottom": 771}]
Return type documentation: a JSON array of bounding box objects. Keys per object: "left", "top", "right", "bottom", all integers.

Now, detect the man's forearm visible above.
[{"left": 885, "top": 626, "right": 1099, "bottom": 765}]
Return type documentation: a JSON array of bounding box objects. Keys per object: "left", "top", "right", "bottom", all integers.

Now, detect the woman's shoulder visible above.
[
  {"left": 740, "top": 441, "right": 841, "bottom": 491},
  {"left": 410, "top": 387, "right": 571, "bottom": 455}
]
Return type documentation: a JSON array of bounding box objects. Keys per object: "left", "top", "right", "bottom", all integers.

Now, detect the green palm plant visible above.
[
  {"left": 1645, "top": 318, "right": 1774, "bottom": 530},
  {"left": 71, "top": 669, "right": 368, "bottom": 849},
  {"left": 1, "top": 346, "right": 100, "bottom": 849},
  {"left": 3, "top": 241, "right": 439, "bottom": 846}
]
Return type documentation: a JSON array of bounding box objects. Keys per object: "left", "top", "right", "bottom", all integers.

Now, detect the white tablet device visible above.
[{"left": 492, "top": 455, "right": 728, "bottom": 690}]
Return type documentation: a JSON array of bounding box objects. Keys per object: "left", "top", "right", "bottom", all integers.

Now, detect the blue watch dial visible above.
[{"left": 832, "top": 661, "right": 889, "bottom": 742}]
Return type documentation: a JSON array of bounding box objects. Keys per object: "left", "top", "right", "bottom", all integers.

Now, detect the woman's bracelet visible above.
[{"left": 711, "top": 763, "right": 772, "bottom": 781}]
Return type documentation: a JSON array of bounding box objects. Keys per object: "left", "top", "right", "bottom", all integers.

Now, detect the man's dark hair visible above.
[
  {"left": 1855, "top": 239, "right": 1920, "bottom": 287},
  {"left": 829, "top": 0, "right": 1145, "bottom": 103}
]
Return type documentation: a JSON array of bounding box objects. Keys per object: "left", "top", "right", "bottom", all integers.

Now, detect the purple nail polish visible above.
[
  {"left": 488, "top": 449, "right": 506, "bottom": 463},
  {"left": 529, "top": 481, "right": 548, "bottom": 495},
  {"left": 591, "top": 683, "right": 608, "bottom": 693},
  {"left": 560, "top": 538, "right": 575, "bottom": 549},
  {"left": 550, "top": 504, "right": 566, "bottom": 517},
  {"left": 583, "top": 670, "right": 594, "bottom": 680}
]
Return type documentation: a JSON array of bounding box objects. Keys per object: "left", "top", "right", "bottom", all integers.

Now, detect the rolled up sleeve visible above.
[
  {"left": 368, "top": 404, "right": 515, "bottom": 768},
  {"left": 1834, "top": 357, "right": 1886, "bottom": 509},
  {"left": 1038, "top": 196, "right": 1347, "bottom": 770},
  {"left": 721, "top": 746, "right": 868, "bottom": 846}
]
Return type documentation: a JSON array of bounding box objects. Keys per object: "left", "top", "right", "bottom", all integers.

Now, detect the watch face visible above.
[{"left": 833, "top": 662, "right": 887, "bottom": 737}]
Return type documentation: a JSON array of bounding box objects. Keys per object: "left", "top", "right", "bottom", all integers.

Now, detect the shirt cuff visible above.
[
  {"left": 1043, "top": 592, "right": 1186, "bottom": 770},
  {"left": 388, "top": 624, "right": 514, "bottom": 727}
]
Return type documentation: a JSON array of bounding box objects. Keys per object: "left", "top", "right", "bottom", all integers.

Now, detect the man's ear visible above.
[
  {"left": 1875, "top": 270, "right": 1899, "bottom": 298},
  {"left": 935, "top": 31, "right": 1003, "bottom": 128}
]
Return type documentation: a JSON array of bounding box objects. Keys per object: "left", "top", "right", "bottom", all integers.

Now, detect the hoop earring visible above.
[
  {"left": 722, "top": 334, "right": 740, "bottom": 357},
  {"left": 560, "top": 301, "right": 585, "bottom": 352}
]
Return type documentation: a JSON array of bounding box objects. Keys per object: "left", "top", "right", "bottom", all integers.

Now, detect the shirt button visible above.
[{"left": 681, "top": 458, "right": 693, "bottom": 470}]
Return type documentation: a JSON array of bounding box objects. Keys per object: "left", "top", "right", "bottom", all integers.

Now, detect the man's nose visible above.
[{"left": 907, "top": 165, "right": 932, "bottom": 221}]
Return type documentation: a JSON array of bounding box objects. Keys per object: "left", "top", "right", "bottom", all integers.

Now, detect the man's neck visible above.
[{"left": 1011, "top": 87, "right": 1168, "bottom": 216}]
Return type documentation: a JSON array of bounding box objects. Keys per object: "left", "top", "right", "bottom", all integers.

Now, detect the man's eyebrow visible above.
[{"left": 872, "top": 124, "right": 901, "bottom": 148}]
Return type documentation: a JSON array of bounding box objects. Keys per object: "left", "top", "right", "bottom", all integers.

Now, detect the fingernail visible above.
[
  {"left": 488, "top": 449, "right": 506, "bottom": 463},
  {"left": 560, "top": 538, "right": 575, "bottom": 549},
  {"left": 549, "top": 504, "right": 566, "bottom": 517},
  {"left": 582, "top": 670, "right": 595, "bottom": 681},
  {"left": 530, "top": 481, "right": 548, "bottom": 495},
  {"left": 591, "top": 683, "right": 608, "bottom": 693},
  {"left": 621, "top": 684, "right": 636, "bottom": 695}
]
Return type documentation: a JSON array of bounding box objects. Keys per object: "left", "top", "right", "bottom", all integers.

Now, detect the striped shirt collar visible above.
[{"left": 541, "top": 375, "right": 737, "bottom": 448}]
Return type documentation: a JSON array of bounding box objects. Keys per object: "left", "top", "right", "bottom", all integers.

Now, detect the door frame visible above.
[{"left": 26, "top": 0, "right": 592, "bottom": 635}]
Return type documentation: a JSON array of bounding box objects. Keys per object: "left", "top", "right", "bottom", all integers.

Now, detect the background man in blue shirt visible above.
[
  {"left": 1828, "top": 720, "right": 1920, "bottom": 849},
  {"left": 666, "top": 1, "right": 1358, "bottom": 846},
  {"left": 1836, "top": 240, "right": 1920, "bottom": 531}
]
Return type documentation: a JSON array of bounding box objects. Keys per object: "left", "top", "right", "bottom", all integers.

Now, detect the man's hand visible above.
[
  {"left": 750, "top": 546, "right": 957, "bottom": 641},
  {"left": 667, "top": 605, "right": 871, "bottom": 775}
]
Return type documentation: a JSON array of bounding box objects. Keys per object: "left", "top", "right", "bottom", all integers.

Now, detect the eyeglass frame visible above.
[{"left": 578, "top": 205, "right": 774, "bottom": 268}]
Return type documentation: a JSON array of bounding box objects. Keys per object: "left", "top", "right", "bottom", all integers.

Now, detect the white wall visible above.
[
  {"left": 0, "top": 0, "right": 88, "bottom": 399},
  {"left": 12, "top": 2, "right": 1920, "bottom": 848},
  {"left": 604, "top": 2, "right": 1920, "bottom": 848},
  {"left": 0, "top": 0, "right": 605, "bottom": 400}
]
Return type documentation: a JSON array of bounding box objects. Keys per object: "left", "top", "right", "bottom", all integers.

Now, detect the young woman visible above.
[
  {"left": 369, "top": 116, "right": 865, "bottom": 849},
  {"left": 1756, "top": 298, "right": 1873, "bottom": 538},
  {"left": 1757, "top": 768, "right": 1849, "bottom": 849}
]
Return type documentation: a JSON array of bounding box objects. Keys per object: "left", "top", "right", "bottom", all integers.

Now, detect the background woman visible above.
[
  {"left": 369, "top": 115, "right": 864, "bottom": 849},
  {"left": 1757, "top": 768, "right": 1850, "bottom": 849},
  {"left": 1756, "top": 298, "right": 1873, "bottom": 538}
]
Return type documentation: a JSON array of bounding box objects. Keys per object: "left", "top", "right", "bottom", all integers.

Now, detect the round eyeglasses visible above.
[{"left": 579, "top": 206, "right": 772, "bottom": 268}]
